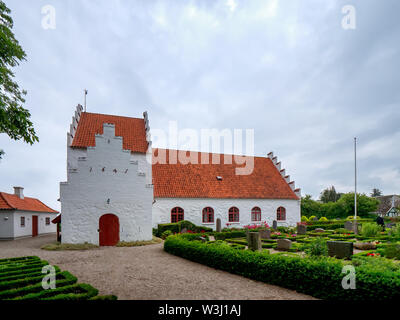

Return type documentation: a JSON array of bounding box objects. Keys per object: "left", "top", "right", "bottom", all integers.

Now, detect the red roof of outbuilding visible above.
[
  {"left": 0, "top": 192, "right": 58, "bottom": 213},
  {"left": 152, "top": 149, "right": 299, "bottom": 200},
  {"left": 71, "top": 112, "right": 148, "bottom": 153}
]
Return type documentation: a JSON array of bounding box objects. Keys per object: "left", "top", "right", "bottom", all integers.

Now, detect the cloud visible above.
[{"left": 0, "top": 0, "right": 399, "bottom": 210}]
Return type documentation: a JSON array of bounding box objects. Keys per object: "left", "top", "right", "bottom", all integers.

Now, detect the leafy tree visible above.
[
  {"left": 0, "top": 1, "right": 38, "bottom": 159},
  {"left": 370, "top": 188, "right": 383, "bottom": 197},
  {"left": 301, "top": 192, "right": 380, "bottom": 219},
  {"left": 335, "top": 193, "right": 380, "bottom": 218},
  {"left": 320, "top": 186, "right": 342, "bottom": 203},
  {"left": 301, "top": 195, "right": 322, "bottom": 218}
]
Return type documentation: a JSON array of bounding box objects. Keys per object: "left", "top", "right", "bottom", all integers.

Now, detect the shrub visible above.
[
  {"left": 309, "top": 215, "right": 317, "bottom": 221},
  {"left": 156, "top": 220, "right": 213, "bottom": 237},
  {"left": 304, "top": 237, "right": 328, "bottom": 257},
  {"left": 388, "top": 225, "right": 400, "bottom": 240},
  {"left": 361, "top": 223, "right": 382, "bottom": 238},
  {"left": 276, "top": 226, "right": 290, "bottom": 233},
  {"left": 319, "top": 217, "right": 328, "bottom": 222},
  {"left": 214, "top": 231, "right": 246, "bottom": 240},
  {"left": 164, "top": 235, "right": 400, "bottom": 300},
  {"left": 301, "top": 216, "right": 309, "bottom": 222},
  {"left": 307, "top": 223, "right": 344, "bottom": 231},
  {"left": 161, "top": 230, "right": 173, "bottom": 240},
  {"left": 384, "top": 243, "right": 400, "bottom": 259}
]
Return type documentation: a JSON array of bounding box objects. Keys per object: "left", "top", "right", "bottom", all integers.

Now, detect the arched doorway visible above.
[{"left": 99, "top": 214, "right": 120, "bottom": 246}]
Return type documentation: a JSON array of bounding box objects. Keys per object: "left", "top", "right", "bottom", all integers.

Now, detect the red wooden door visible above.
[
  {"left": 99, "top": 214, "right": 119, "bottom": 246},
  {"left": 32, "top": 216, "right": 38, "bottom": 237}
]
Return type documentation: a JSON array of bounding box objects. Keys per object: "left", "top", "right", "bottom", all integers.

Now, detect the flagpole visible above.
[{"left": 354, "top": 137, "right": 358, "bottom": 233}]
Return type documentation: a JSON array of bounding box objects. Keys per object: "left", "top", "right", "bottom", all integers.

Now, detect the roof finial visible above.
[{"left": 84, "top": 89, "right": 88, "bottom": 112}]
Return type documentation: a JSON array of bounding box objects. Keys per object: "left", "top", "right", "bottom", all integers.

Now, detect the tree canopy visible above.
[
  {"left": 370, "top": 188, "right": 383, "bottom": 197},
  {"left": 319, "top": 186, "right": 342, "bottom": 203},
  {"left": 0, "top": 0, "right": 38, "bottom": 158},
  {"left": 302, "top": 192, "right": 380, "bottom": 219}
]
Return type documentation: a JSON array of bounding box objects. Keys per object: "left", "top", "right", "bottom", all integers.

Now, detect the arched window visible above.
[
  {"left": 229, "top": 207, "right": 239, "bottom": 222},
  {"left": 202, "top": 207, "right": 214, "bottom": 223},
  {"left": 277, "top": 207, "right": 286, "bottom": 221},
  {"left": 171, "top": 207, "right": 184, "bottom": 223},
  {"left": 251, "top": 207, "right": 261, "bottom": 221}
]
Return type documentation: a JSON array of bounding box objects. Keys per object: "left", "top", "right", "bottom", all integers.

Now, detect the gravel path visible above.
[{"left": 0, "top": 234, "right": 315, "bottom": 300}]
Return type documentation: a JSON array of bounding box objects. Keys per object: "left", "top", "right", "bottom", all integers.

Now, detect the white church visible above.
[{"left": 59, "top": 105, "right": 301, "bottom": 246}]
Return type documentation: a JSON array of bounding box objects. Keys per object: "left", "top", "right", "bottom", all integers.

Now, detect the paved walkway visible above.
[{"left": 0, "top": 235, "right": 315, "bottom": 300}]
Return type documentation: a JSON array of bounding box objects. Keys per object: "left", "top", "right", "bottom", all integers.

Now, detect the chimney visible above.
[{"left": 13, "top": 187, "right": 24, "bottom": 199}]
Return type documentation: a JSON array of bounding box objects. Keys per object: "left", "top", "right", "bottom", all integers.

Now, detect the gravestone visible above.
[
  {"left": 216, "top": 218, "right": 222, "bottom": 233},
  {"left": 248, "top": 232, "right": 262, "bottom": 251},
  {"left": 314, "top": 228, "right": 325, "bottom": 233},
  {"left": 272, "top": 220, "right": 278, "bottom": 230},
  {"left": 353, "top": 222, "right": 360, "bottom": 235},
  {"left": 297, "top": 224, "right": 307, "bottom": 235},
  {"left": 277, "top": 239, "right": 292, "bottom": 251},
  {"left": 344, "top": 221, "right": 353, "bottom": 231},
  {"left": 181, "top": 228, "right": 188, "bottom": 234},
  {"left": 259, "top": 229, "right": 271, "bottom": 239},
  {"left": 327, "top": 241, "right": 353, "bottom": 259}
]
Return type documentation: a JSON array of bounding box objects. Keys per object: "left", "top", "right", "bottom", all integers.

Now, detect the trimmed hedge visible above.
[
  {"left": 156, "top": 220, "right": 213, "bottom": 237},
  {"left": 0, "top": 256, "right": 115, "bottom": 300},
  {"left": 164, "top": 235, "right": 400, "bottom": 300},
  {"left": 0, "top": 266, "right": 61, "bottom": 282},
  {"left": 214, "top": 231, "right": 246, "bottom": 240},
  {"left": 306, "top": 223, "right": 344, "bottom": 231},
  {"left": 0, "top": 271, "right": 77, "bottom": 300},
  {"left": 14, "top": 283, "right": 98, "bottom": 300}
]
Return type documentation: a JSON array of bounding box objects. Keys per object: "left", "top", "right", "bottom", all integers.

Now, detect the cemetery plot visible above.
[
  {"left": 0, "top": 256, "right": 117, "bottom": 300},
  {"left": 159, "top": 218, "right": 400, "bottom": 299}
]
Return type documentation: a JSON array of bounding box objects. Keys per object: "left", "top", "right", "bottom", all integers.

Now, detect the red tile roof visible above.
[
  {"left": 0, "top": 192, "right": 58, "bottom": 213},
  {"left": 71, "top": 112, "right": 148, "bottom": 153},
  {"left": 152, "top": 149, "right": 299, "bottom": 200}
]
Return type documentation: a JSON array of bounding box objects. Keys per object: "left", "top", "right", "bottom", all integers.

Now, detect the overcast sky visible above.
[{"left": 1, "top": 0, "right": 399, "bottom": 211}]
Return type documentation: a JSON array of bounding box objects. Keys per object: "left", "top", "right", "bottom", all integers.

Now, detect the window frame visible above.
[
  {"left": 277, "top": 207, "right": 286, "bottom": 221},
  {"left": 228, "top": 207, "right": 240, "bottom": 222},
  {"left": 20, "top": 216, "right": 25, "bottom": 227},
  {"left": 45, "top": 217, "right": 51, "bottom": 226},
  {"left": 251, "top": 207, "right": 262, "bottom": 222},
  {"left": 202, "top": 207, "right": 214, "bottom": 223},
  {"left": 171, "top": 207, "right": 184, "bottom": 223}
]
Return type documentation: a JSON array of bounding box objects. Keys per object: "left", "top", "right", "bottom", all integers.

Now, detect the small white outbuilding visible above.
[{"left": 0, "top": 187, "right": 58, "bottom": 240}]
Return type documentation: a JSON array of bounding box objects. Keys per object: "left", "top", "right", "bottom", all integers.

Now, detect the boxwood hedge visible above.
[
  {"left": 0, "top": 256, "right": 116, "bottom": 300},
  {"left": 164, "top": 235, "right": 400, "bottom": 300}
]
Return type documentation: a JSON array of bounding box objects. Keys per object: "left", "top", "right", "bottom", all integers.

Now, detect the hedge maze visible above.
[{"left": 0, "top": 256, "right": 117, "bottom": 300}]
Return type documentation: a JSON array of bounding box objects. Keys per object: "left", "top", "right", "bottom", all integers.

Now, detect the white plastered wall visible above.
[
  {"left": 60, "top": 123, "right": 153, "bottom": 244},
  {"left": 0, "top": 210, "right": 14, "bottom": 240},
  {"left": 152, "top": 198, "right": 301, "bottom": 230}
]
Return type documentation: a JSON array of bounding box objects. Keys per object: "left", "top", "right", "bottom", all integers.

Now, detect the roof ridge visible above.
[
  {"left": 82, "top": 111, "right": 144, "bottom": 121},
  {"left": 32, "top": 198, "right": 58, "bottom": 213}
]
